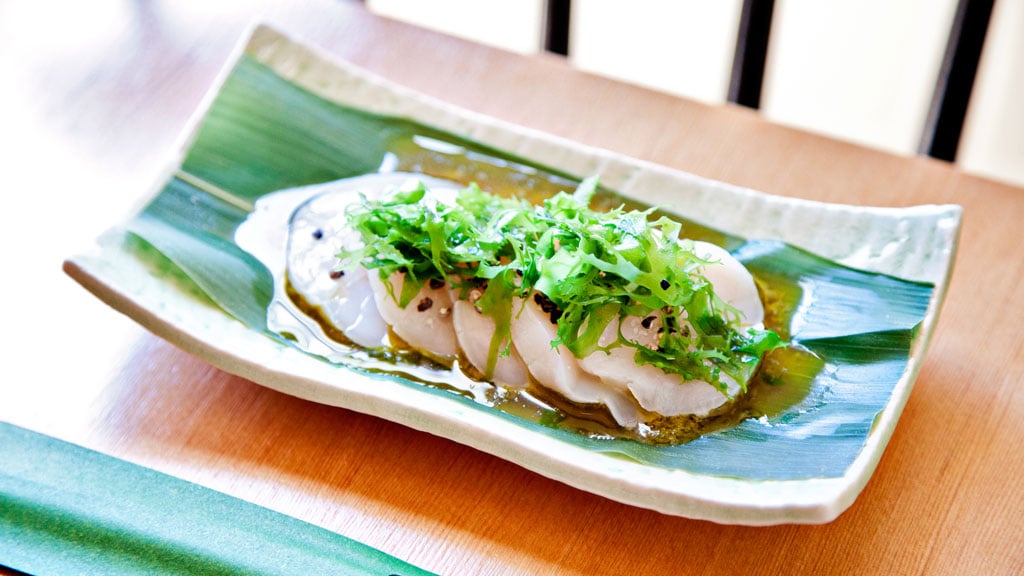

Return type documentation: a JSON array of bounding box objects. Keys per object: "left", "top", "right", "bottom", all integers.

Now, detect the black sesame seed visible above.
[
  {"left": 664, "top": 315, "right": 678, "bottom": 333},
  {"left": 329, "top": 270, "right": 344, "bottom": 280},
  {"left": 429, "top": 278, "right": 445, "bottom": 290},
  {"left": 660, "top": 279, "right": 670, "bottom": 290},
  {"left": 532, "top": 293, "right": 563, "bottom": 324},
  {"left": 312, "top": 229, "right": 323, "bottom": 240},
  {"left": 538, "top": 297, "right": 555, "bottom": 313},
  {"left": 417, "top": 297, "right": 434, "bottom": 312}
]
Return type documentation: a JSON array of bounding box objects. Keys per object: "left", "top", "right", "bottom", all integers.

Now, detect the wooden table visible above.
[{"left": 3, "top": 1, "right": 1022, "bottom": 574}]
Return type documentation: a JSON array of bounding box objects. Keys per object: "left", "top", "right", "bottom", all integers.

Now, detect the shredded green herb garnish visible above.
[{"left": 339, "top": 177, "right": 783, "bottom": 392}]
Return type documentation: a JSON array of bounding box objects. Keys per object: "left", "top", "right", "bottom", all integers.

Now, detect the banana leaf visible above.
[
  {"left": 66, "top": 27, "right": 959, "bottom": 524},
  {"left": 123, "top": 52, "right": 934, "bottom": 480}
]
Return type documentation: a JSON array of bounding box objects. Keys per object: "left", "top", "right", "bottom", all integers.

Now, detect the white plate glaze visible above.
[{"left": 64, "top": 25, "right": 961, "bottom": 525}]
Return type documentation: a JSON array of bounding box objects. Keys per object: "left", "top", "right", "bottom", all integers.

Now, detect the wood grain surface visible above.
[{"left": 2, "top": 1, "right": 1022, "bottom": 574}]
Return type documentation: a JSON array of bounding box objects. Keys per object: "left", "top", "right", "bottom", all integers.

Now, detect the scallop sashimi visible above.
[
  {"left": 578, "top": 312, "right": 745, "bottom": 419},
  {"left": 452, "top": 296, "right": 530, "bottom": 388},
  {"left": 575, "top": 243, "right": 762, "bottom": 417},
  {"left": 510, "top": 294, "right": 640, "bottom": 428},
  {"left": 368, "top": 272, "right": 459, "bottom": 362},
  {"left": 282, "top": 175, "right": 463, "bottom": 353},
  {"left": 692, "top": 241, "right": 764, "bottom": 328},
  {"left": 286, "top": 192, "right": 389, "bottom": 348}
]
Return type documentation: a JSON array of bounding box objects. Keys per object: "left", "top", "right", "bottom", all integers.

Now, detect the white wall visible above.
[
  {"left": 760, "top": 0, "right": 959, "bottom": 156},
  {"left": 568, "top": 0, "right": 744, "bottom": 104},
  {"left": 366, "top": 0, "right": 545, "bottom": 54},
  {"left": 957, "top": 0, "right": 1024, "bottom": 187}
]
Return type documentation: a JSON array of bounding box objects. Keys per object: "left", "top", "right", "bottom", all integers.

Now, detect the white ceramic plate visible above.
[{"left": 65, "top": 25, "right": 960, "bottom": 525}]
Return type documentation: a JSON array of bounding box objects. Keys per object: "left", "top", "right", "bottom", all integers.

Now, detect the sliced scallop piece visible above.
[
  {"left": 452, "top": 298, "right": 530, "bottom": 388},
  {"left": 693, "top": 240, "right": 764, "bottom": 328},
  {"left": 510, "top": 295, "right": 639, "bottom": 427},
  {"left": 368, "top": 272, "right": 458, "bottom": 361},
  {"left": 286, "top": 194, "right": 389, "bottom": 348},
  {"left": 579, "top": 315, "right": 741, "bottom": 418},
  {"left": 585, "top": 348, "right": 741, "bottom": 417},
  {"left": 631, "top": 369, "right": 742, "bottom": 418},
  {"left": 578, "top": 240, "right": 764, "bottom": 418}
]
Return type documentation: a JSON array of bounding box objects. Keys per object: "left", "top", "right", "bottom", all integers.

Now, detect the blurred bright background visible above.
[{"left": 367, "top": 0, "right": 1023, "bottom": 188}]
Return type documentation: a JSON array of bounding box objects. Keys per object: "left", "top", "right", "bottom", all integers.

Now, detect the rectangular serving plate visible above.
[{"left": 64, "top": 25, "right": 961, "bottom": 525}]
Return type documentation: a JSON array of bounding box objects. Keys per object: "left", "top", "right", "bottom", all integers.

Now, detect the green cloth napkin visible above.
[{"left": 0, "top": 422, "right": 435, "bottom": 575}]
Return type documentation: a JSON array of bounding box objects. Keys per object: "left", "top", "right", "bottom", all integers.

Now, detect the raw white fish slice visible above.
[
  {"left": 368, "top": 272, "right": 458, "bottom": 361},
  {"left": 510, "top": 295, "right": 639, "bottom": 427},
  {"left": 693, "top": 241, "right": 764, "bottom": 328},
  {"left": 577, "top": 242, "right": 759, "bottom": 417},
  {"left": 583, "top": 348, "right": 741, "bottom": 417},
  {"left": 286, "top": 193, "right": 389, "bottom": 348},
  {"left": 452, "top": 298, "right": 530, "bottom": 388}
]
